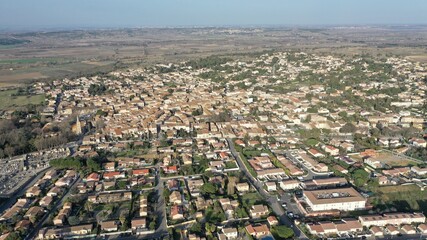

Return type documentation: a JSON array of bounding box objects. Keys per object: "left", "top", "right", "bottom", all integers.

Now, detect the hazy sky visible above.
[{"left": 1, "top": 0, "right": 427, "bottom": 30}]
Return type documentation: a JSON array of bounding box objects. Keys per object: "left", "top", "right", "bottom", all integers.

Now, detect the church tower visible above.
[{"left": 74, "top": 116, "right": 82, "bottom": 135}]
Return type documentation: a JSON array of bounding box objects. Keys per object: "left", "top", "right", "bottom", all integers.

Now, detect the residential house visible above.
[
  {"left": 245, "top": 224, "right": 270, "bottom": 238},
  {"left": 221, "top": 227, "right": 238, "bottom": 239},
  {"left": 279, "top": 180, "right": 300, "bottom": 191},
  {"left": 39, "top": 196, "right": 53, "bottom": 208},
  {"left": 170, "top": 191, "right": 182, "bottom": 205},
  {"left": 359, "top": 213, "right": 426, "bottom": 227},
  {"left": 265, "top": 182, "right": 277, "bottom": 192},
  {"left": 101, "top": 221, "right": 118, "bottom": 232},
  {"left": 235, "top": 182, "right": 250, "bottom": 193},
  {"left": 131, "top": 218, "right": 147, "bottom": 230},
  {"left": 171, "top": 205, "right": 184, "bottom": 220},
  {"left": 267, "top": 216, "right": 279, "bottom": 227},
  {"left": 249, "top": 205, "right": 269, "bottom": 218},
  {"left": 24, "top": 206, "right": 44, "bottom": 219}
]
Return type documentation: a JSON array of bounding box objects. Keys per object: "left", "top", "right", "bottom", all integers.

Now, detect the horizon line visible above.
[{"left": 2, "top": 23, "right": 427, "bottom": 34}]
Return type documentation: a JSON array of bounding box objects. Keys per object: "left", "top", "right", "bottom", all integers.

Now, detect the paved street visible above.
[
  {"left": 152, "top": 163, "right": 168, "bottom": 237},
  {"left": 278, "top": 191, "right": 301, "bottom": 216},
  {"left": 226, "top": 138, "right": 309, "bottom": 240}
]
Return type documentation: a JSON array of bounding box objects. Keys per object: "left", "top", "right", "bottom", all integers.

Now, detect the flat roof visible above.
[{"left": 304, "top": 187, "right": 365, "bottom": 205}]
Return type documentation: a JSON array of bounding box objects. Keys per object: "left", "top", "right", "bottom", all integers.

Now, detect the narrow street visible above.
[{"left": 152, "top": 163, "right": 168, "bottom": 238}]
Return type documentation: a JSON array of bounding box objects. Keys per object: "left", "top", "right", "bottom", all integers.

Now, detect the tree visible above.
[
  {"left": 271, "top": 56, "right": 279, "bottom": 65},
  {"left": 119, "top": 213, "right": 127, "bottom": 226},
  {"left": 163, "top": 188, "right": 171, "bottom": 202},
  {"left": 88, "top": 83, "right": 108, "bottom": 96},
  {"left": 200, "top": 183, "right": 217, "bottom": 195},
  {"left": 272, "top": 225, "right": 294, "bottom": 239},
  {"left": 149, "top": 221, "right": 156, "bottom": 230},
  {"left": 84, "top": 201, "right": 93, "bottom": 212},
  {"left": 4, "top": 145, "right": 15, "bottom": 158},
  {"left": 205, "top": 222, "right": 216, "bottom": 236},
  {"left": 0, "top": 223, "right": 12, "bottom": 234},
  {"left": 117, "top": 180, "right": 127, "bottom": 189},
  {"left": 86, "top": 158, "right": 101, "bottom": 172},
  {"left": 50, "top": 157, "right": 83, "bottom": 170},
  {"left": 5, "top": 231, "right": 22, "bottom": 240},
  {"left": 189, "top": 222, "right": 202, "bottom": 234},
  {"left": 352, "top": 169, "right": 370, "bottom": 187},
  {"left": 191, "top": 108, "right": 203, "bottom": 116},
  {"left": 68, "top": 216, "right": 80, "bottom": 226},
  {"left": 96, "top": 109, "right": 108, "bottom": 117},
  {"left": 340, "top": 123, "right": 356, "bottom": 133}
]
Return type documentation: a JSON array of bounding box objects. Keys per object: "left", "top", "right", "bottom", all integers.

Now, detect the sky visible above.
[{"left": 1, "top": 0, "right": 427, "bottom": 30}]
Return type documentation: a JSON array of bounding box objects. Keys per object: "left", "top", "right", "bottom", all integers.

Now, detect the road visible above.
[
  {"left": 152, "top": 163, "right": 168, "bottom": 238},
  {"left": 226, "top": 138, "right": 308, "bottom": 240},
  {"left": 278, "top": 191, "right": 301, "bottom": 217},
  {"left": 25, "top": 174, "right": 81, "bottom": 240}
]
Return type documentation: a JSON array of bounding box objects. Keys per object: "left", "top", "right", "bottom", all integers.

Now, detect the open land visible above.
[{"left": 2, "top": 26, "right": 427, "bottom": 87}]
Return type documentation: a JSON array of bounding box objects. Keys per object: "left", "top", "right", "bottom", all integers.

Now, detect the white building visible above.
[
  {"left": 359, "top": 213, "right": 426, "bottom": 227},
  {"left": 279, "top": 179, "right": 300, "bottom": 190},
  {"left": 303, "top": 187, "right": 366, "bottom": 212},
  {"left": 265, "top": 182, "right": 277, "bottom": 191},
  {"left": 221, "top": 227, "right": 238, "bottom": 239},
  {"left": 411, "top": 166, "right": 427, "bottom": 176}
]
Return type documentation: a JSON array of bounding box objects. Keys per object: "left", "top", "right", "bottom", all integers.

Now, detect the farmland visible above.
[
  {"left": 1, "top": 27, "right": 427, "bottom": 88},
  {"left": 0, "top": 89, "right": 45, "bottom": 109}
]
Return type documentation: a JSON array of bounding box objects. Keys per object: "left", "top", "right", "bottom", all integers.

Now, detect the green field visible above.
[
  {"left": 372, "top": 184, "right": 427, "bottom": 211},
  {"left": 0, "top": 89, "right": 45, "bottom": 109}
]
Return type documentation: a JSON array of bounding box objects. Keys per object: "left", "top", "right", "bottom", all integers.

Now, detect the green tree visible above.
[
  {"left": 5, "top": 232, "right": 22, "bottom": 240},
  {"left": 67, "top": 216, "right": 80, "bottom": 226},
  {"left": 149, "top": 221, "right": 156, "bottom": 230},
  {"left": 119, "top": 213, "right": 127, "bottom": 227},
  {"left": 86, "top": 158, "right": 101, "bottom": 172},
  {"left": 189, "top": 222, "right": 202, "bottom": 234},
  {"left": 340, "top": 123, "right": 356, "bottom": 133},
  {"left": 50, "top": 157, "right": 83, "bottom": 170},
  {"left": 352, "top": 169, "right": 369, "bottom": 187},
  {"left": 200, "top": 183, "right": 217, "bottom": 195},
  {"left": 0, "top": 223, "right": 12, "bottom": 234},
  {"left": 117, "top": 180, "right": 127, "bottom": 189},
  {"left": 272, "top": 225, "right": 294, "bottom": 239},
  {"left": 88, "top": 84, "right": 108, "bottom": 96},
  {"left": 205, "top": 222, "right": 216, "bottom": 236}
]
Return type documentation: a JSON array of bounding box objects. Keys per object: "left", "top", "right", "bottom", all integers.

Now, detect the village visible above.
[{"left": 0, "top": 51, "right": 426, "bottom": 240}]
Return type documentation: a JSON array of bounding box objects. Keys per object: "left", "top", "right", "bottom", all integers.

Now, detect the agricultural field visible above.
[
  {"left": 0, "top": 89, "right": 45, "bottom": 109},
  {"left": 2, "top": 27, "right": 427, "bottom": 88}
]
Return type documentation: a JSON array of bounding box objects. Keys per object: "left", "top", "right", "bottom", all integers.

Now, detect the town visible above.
[{"left": 0, "top": 50, "right": 426, "bottom": 240}]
